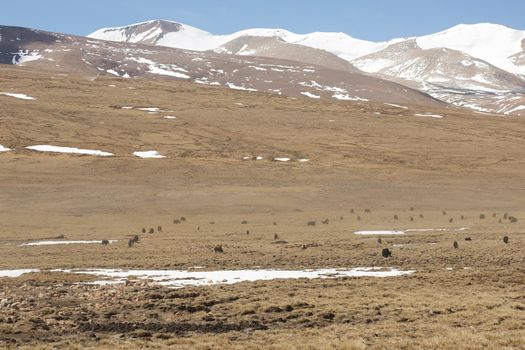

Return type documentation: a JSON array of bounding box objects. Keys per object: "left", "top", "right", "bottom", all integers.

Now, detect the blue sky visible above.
[{"left": 1, "top": 0, "right": 523, "bottom": 41}]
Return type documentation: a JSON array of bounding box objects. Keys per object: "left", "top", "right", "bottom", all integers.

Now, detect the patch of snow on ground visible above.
[
  {"left": 504, "top": 105, "right": 525, "bottom": 114},
  {"left": 149, "top": 66, "right": 190, "bottom": 79},
  {"left": 20, "top": 240, "right": 117, "bottom": 246},
  {"left": 301, "top": 92, "right": 320, "bottom": 99},
  {"left": 384, "top": 103, "right": 408, "bottom": 109},
  {"left": 394, "top": 227, "right": 470, "bottom": 233},
  {"left": 0, "top": 269, "right": 40, "bottom": 278},
  {"left": 164, "top": 116, "right": 177, "bottom": 119},
  {"left": 249, "top": 66, "right": 267, "bottom": 71},
  {"left": 0, "top": 145, "right": 11, "bottom": 152},
  {"left": 106, "top": 69, "right": 120, "bottom": 76},
  {"left": 299, "top": 81, "right": 323, "bottom": 88},
  {"left": 137, "top": 107, "right": 160, "bottom": 112},
  {"left": 194, "top": 79, "right": 209, "bottom": 84},
  {"left": 354, "top": 230, "right": 406, "bottom": 235},
  {"left": 226, "top": 82, "right": 257, "bottom": 92},
  {"left": 26, "top": 145, "right": 114, "bottom": 157},
  {"left": 273, "top": 157, "right": 291, "bottom": 162},
  {"left": 133, "top": 151, "right": 166, "bottom": 159},
  {"left": 414, "top": 113, "right": 443, "bottom": 118},
  {"left": 13, "top": 50, "right": 42, "bottom": 65},
  {"left": 0, "top": 92, "right": 36, "bottom": 100},
  {"left": 50, "top": 267, "right": 416, "bottom": 287},
  {"left": 332, "top": 93, "right": 368, "bottom": 101}
]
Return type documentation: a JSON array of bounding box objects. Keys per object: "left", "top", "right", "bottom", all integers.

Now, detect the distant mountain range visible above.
[
  {"left": 88, "top": 20, "right": 525, "bottom": 115},
  {"left": 0, "top": 23, "right": 444, "bottom": 107},
  {"left": 1, "top": 20, "right": 524, "bottom": 115}
]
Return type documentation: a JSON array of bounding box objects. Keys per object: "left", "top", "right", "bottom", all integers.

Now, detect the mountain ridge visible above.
[
  {"left": 87, "top": 20, "right": 525, "bottom": 115},
  {"left": 88, "top": 20, "right": 525, "bottom": 74}
]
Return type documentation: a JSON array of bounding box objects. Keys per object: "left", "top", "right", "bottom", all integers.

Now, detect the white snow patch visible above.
[
  {"left": 414, "top": 113, "right": 444, "bottom": 118},
  {"left": 133, "top": 151, "right": 166, "bottom": 159},
  {"left": 0, "top": 269, "right": 40, "bottom": 278},
  {"left": 332, "top": 93, "right": 368, "bottom": 101},
  {"left": 137, "top": 107, "right": 160, "bottom": 112},
  {"left": 164, "top": 116, "right": 177, "bottom": 119},
  {"left": 226, "top": 82, "right": 257, "bottom": 92},
  {"left": 354, "top": 230, "right": 406, "bottom": 235},
  {"left": 13, "top": 50, "right": 42, "bottom": 65},
  {"left": 504, "top": 105, "right": 525, "bottom": 114},
  {"left": 149, "top": 66, "right": 190, "bottom": 79},
  {"left": 353, "top": 58, "right": 394, "bottom": 73},
  {"left": 301, "top": 92, "right": 320, "bottom": 99},
  {"left": 26, "top": 145, "right": 113, "bottom": 157},
  {"left": 20, "top": 240, "right": 117, "bottom": 246},
  {"left": 404, "top": 227, "right": 470, "bottom": 232},
  {"left": 384, "top": 103, "right": 408, "bottom": 109},
  {"left": 299, "top": 81, "right": 323, "bottom": 88},
  {"left": 194, "top": 78, "right": 209, "bottom": 84},
  {"left": 273, "top": 157, "right": 291, "bottom": 162},
  {"left": 51, "top": 267, "right": 416, "bottom": 287},
  {"left": 0, "top": 145, "right": 12, "bottom": 152},
  {"left": 0, "top": 92, "right": 36, "bottom": 100},
  {"left": 249, "top": 66, "right": 267, "bottom": 71},
  {"left": 106, "top": 69, "right": 120, "bottom": 76}
]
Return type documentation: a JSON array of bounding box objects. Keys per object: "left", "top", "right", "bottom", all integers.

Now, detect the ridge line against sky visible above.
[{"left": 0, "top": 0, "right": 524, "bottom": 41}]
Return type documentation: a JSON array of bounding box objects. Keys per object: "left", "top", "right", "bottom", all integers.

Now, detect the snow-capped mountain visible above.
[
  {"left": 415, "top": 23, "right": 525, "bottom": 76},
  {"left": 89, "top": 19, "right": 224, "bottom": 51},
  {"left": 352, "top": 39, "right": 525, "bottom": 113},
  {"left": 90, "top": 20, "right": 525, "bottom": 75},
  {"left": 88, "top": 20, "right": 525, "bottom": 116},
  {"left": 0, "top": 25, "right": 440, "bottom": 107},
  {"left": 88, "top": 20, "right": 394, "bottom": 60}
]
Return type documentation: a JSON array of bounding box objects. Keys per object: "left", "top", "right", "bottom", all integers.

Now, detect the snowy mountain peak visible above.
[
  {"left": 88, "top": 19, "right": 215, "bottom": 47},
  {"left": 416, "top": 23, "right": 525, "bottom": 75}
]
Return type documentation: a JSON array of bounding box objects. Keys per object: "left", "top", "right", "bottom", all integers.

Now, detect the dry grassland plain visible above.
[{"left": 0, "top": 66, "right": 524, "bottom": 349}]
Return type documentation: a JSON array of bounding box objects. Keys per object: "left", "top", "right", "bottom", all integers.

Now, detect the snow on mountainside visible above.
[
  {"left": 0, "top": 25, "right": 441, "bottom": 107},
  {"left": 88, "top": 20, "right": 525, "bottom": 116},
  {"left": 416, "top": 23, "right": 525, "bottom": 76},
  {"left": 89, "top": 21, "right": 525, "bottom": 75},
  {"left": 88, "top": 20, "right": 393, "bottom": 60},
  {"left": 352, "top": 39, "right": 525, "bottom": 114},
  {"left": 214, "top": 36, "right": 358, "bottom": 72},
  {"left": 89, "top": 20, "right": 225, "bottom": 51}
]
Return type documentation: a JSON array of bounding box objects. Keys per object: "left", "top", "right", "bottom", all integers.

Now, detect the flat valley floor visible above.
[{"left": 1, "top": 66, "right": 524, "bottom": 349}]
